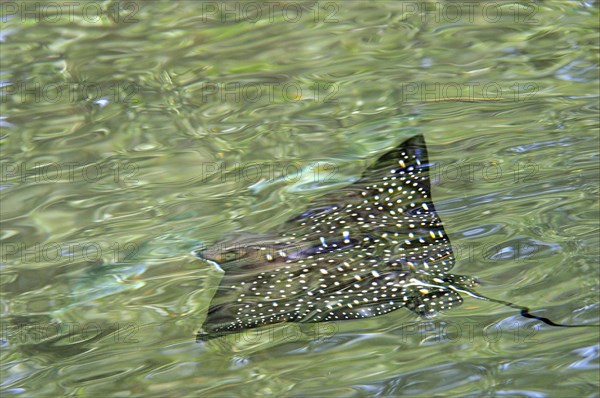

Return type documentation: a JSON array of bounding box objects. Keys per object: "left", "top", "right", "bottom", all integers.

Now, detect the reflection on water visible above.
[{"left": 1, "top": 1, "right": 598, "bottom": 396}]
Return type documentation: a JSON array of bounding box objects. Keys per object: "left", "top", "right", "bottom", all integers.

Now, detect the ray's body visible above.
[{"left": 194, "top": 135, "right": 590, "bottom": 341}]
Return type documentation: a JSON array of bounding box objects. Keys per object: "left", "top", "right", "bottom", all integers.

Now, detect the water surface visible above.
[{"left": 1, "top": 1, "right": 598, "bottom": 397}]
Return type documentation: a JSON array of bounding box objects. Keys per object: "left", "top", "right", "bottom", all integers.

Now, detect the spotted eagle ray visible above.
[{"left": 194, "top": 134, "right": 589, "bottom": 341}]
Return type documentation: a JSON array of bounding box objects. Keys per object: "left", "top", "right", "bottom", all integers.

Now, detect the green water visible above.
[{"left": 1, "top": 1, "right": 599, "bottom": 396}]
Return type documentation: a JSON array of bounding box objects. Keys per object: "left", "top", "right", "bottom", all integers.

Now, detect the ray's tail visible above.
[
  {"left": 450, "top": 283, "right": 598, "bottom": 328},
  {"left": 491, "top": 298, "right": 592, "bottom": 328}
]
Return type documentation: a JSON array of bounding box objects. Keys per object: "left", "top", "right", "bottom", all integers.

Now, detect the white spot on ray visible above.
[{"left": 343, "top": 230, "right": 350, "bottom": 243}]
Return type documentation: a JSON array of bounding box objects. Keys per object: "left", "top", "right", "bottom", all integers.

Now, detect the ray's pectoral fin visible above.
[
  {"left": 197, "top": 300, "right": 246, "bottom": 341},
  {"left": 361, "top": 134, "right": 431, "bottom": 183}
]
